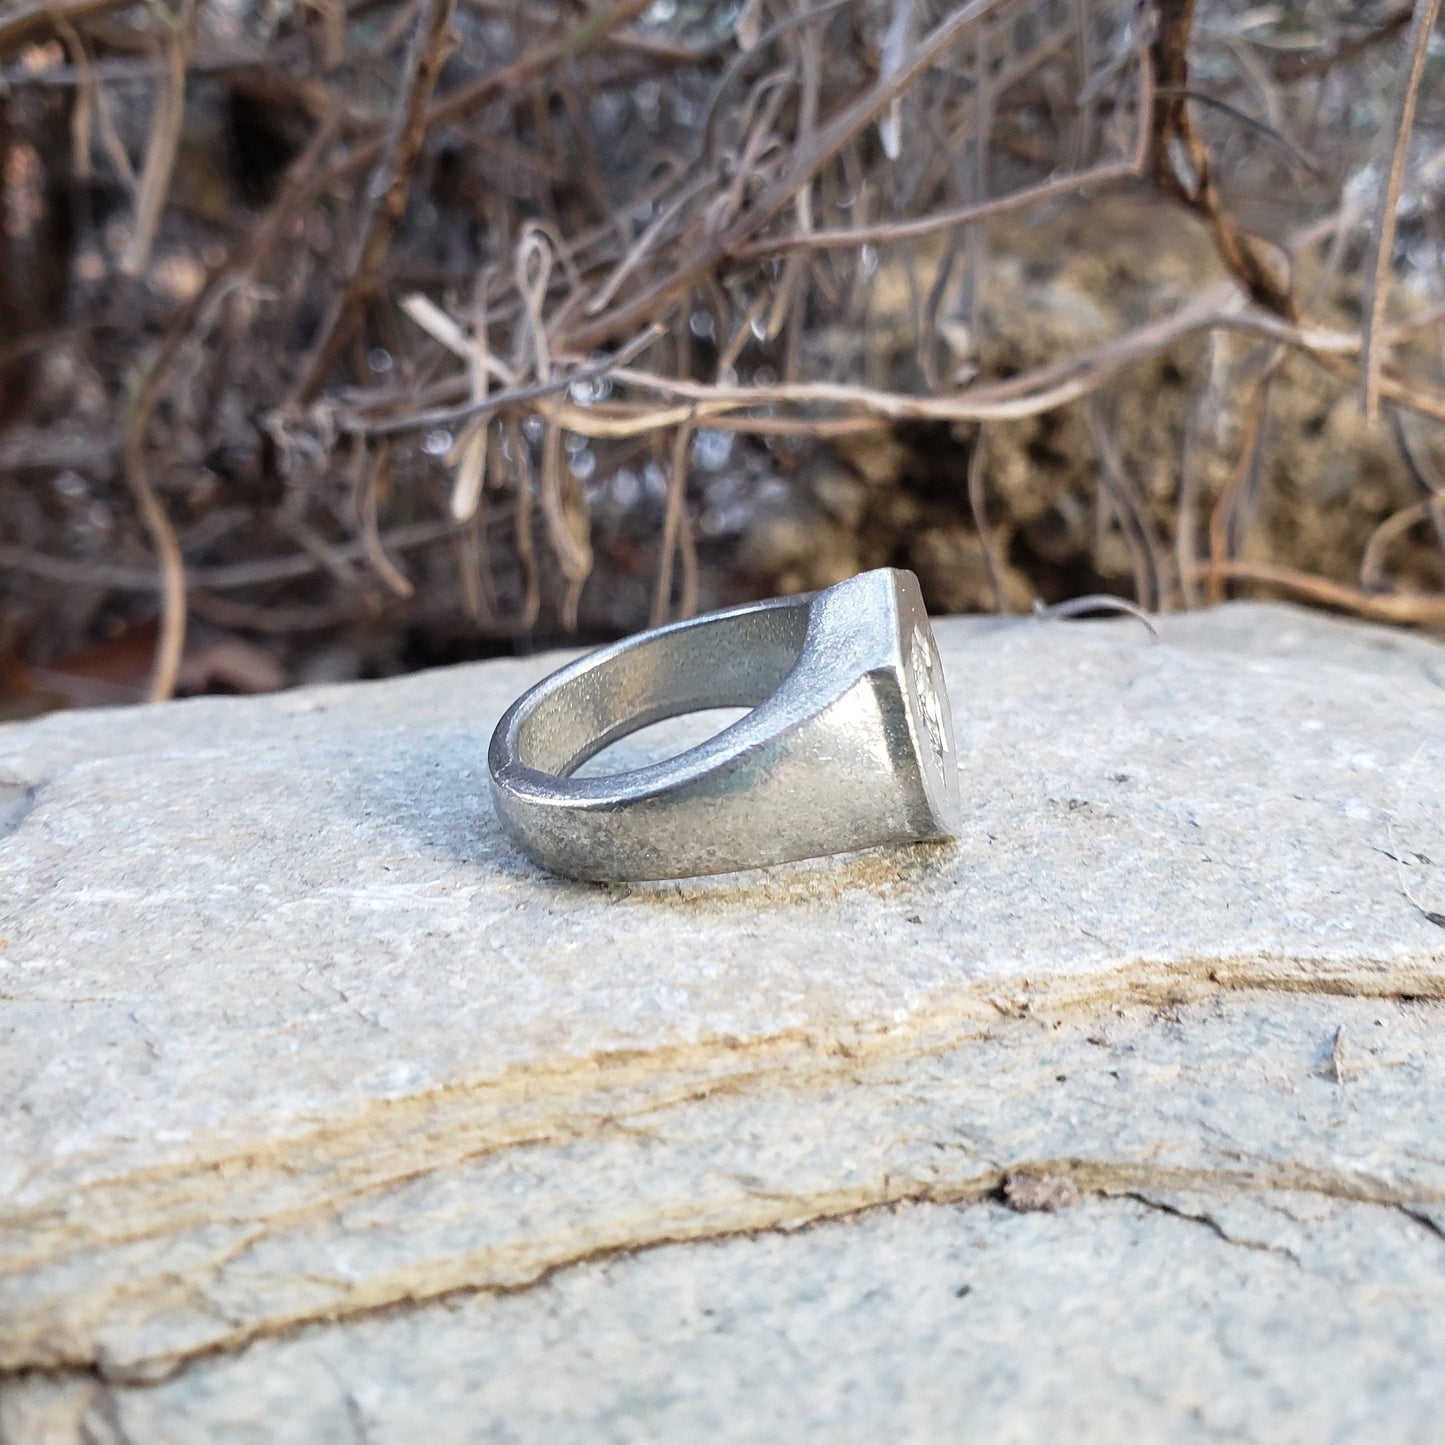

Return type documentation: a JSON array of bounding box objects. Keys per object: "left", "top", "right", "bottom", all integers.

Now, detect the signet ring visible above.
[{"left": 487, "top": 568, "right": 960, "bottom": 881}]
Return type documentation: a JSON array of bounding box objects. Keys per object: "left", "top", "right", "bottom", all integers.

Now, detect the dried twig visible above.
[
  {"left": 1389, "top": 408, "right": 1445, "bottom": 581},
  {"left": 122, "top": 363, "right": 187, "bottom": 702},
  {"left": 120, "top": 0, "right": 195, "bottom": 277},
  {"left": 1361, "top": 0, "right": 1445, "bottom": 419},
  {"left": 0, "top": 521, "right": 466, "bottom": 590},
  {"left": 0, "top": 0, "right": 136, "bottom": 58},
  {"left": 1195, "top": 561, "right": 1445, "bottom": 624},
  {"left": 1362, "top": 500, "right": 1435, "bottom": 593},
  {"left": 1267, "top": 6, "right": 1415, "bottom": 82},
  {"left": 291, "top": 0, "right": 459, "bottom": 402},
  {"left": 1032, "top": 595, "right": 1160, "bottom": 642},
  {"left": 567, "top": 0, "right": 1013, "bottom": 353},
  {"left": 1149, "top": 0, "right": 1295, "bottom": 319}
]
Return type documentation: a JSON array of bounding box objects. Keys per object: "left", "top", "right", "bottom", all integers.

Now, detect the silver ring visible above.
[{"left": 487, "top": 568, "right": 960, "bottom": 881}]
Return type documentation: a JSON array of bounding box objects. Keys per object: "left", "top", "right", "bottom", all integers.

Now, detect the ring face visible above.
[
  {"left": 911, "top": 624, "right": 948, "bottom": 771},
  {"left": 487, "top": 568, "right": 960, "bottom": 882}
]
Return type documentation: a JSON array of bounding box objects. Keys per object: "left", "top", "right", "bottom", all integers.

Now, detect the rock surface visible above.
[{"left": 0, "top": 601, "right": 1442, "bottom": 1442}]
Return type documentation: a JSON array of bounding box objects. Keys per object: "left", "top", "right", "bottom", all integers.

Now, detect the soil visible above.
[{"left": 717, "top": 187, "right": 1444, "bottom": 623}]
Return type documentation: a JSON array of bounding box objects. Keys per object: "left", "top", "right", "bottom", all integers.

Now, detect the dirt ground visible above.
[{"left": 721, "top": 188, "right": 1442, "bottom": 606}]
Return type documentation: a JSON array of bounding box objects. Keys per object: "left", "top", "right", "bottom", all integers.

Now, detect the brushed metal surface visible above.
[{"left": 487, "top": 569, "right": 960, "bottom": 881}]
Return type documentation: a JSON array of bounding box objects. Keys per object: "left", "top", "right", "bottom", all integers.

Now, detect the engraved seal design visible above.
[{"left": 909, "top": 623, "right": 947, "bottom": 771}]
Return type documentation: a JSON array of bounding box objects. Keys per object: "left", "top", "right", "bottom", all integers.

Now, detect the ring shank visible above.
[{"left": 511, "top": 596, "right": 811, "bottom": 777}]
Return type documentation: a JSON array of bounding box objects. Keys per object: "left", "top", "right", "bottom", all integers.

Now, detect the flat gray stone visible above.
[
  {"left": 67, "top": 1182, "right": 1445, "bottom": 1445},
  {"left": 0, "top": 601, "right": 1442, "bottom": 1439}
]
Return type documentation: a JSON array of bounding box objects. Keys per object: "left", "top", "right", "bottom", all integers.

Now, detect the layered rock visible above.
[{"left": 1, "top": 602, "right": 1442, "bottom": 1441}]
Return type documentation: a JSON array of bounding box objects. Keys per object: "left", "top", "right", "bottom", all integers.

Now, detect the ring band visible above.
[{"left": 487, "top": 568, "right": 960, "bottom": 881}]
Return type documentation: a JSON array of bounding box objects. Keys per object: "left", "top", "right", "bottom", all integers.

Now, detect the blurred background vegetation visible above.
[{"left": 1, "top": 0, "right": 1443, "bottom": 714}]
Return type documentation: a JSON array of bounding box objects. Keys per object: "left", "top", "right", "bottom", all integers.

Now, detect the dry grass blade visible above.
[
  {"left": 651, "top": 416, "right": 695, "bottom": 628},
  {"left": 1087, "top": 397, "right": 1168, "bottom": 612},
  {"left": 0, "top": 522, "right": 465, "bottom": 590},
  {"left": 352, "top": 440, "right": 414, "bottom": 598}
]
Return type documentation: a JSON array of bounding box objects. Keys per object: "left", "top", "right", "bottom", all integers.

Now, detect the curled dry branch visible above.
[{"left": 1148, "top": 0, "right": 1295, "bottom": 320}]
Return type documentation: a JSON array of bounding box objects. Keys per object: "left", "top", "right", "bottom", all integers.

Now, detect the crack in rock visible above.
[
  {"left": 1122, "top": 1191, "right": 1304, "bottom": 1267},
  {"left": 1398, "top": 1205, "right": 1445, "bottom": 1243},
  {"left": 7, "top": 987, "right": 1445, "bottom": 1387},
  {"left": 8, "top": 1168, "right": 1441, "bottom": 1401}
]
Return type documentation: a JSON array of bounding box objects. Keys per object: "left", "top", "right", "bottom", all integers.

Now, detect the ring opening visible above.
[
  {"left": 513, "top": 601, "right": 810, "bottom": 777},
  {"left": 571, "top": 707, "right": 753, "bottom": 778}
]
